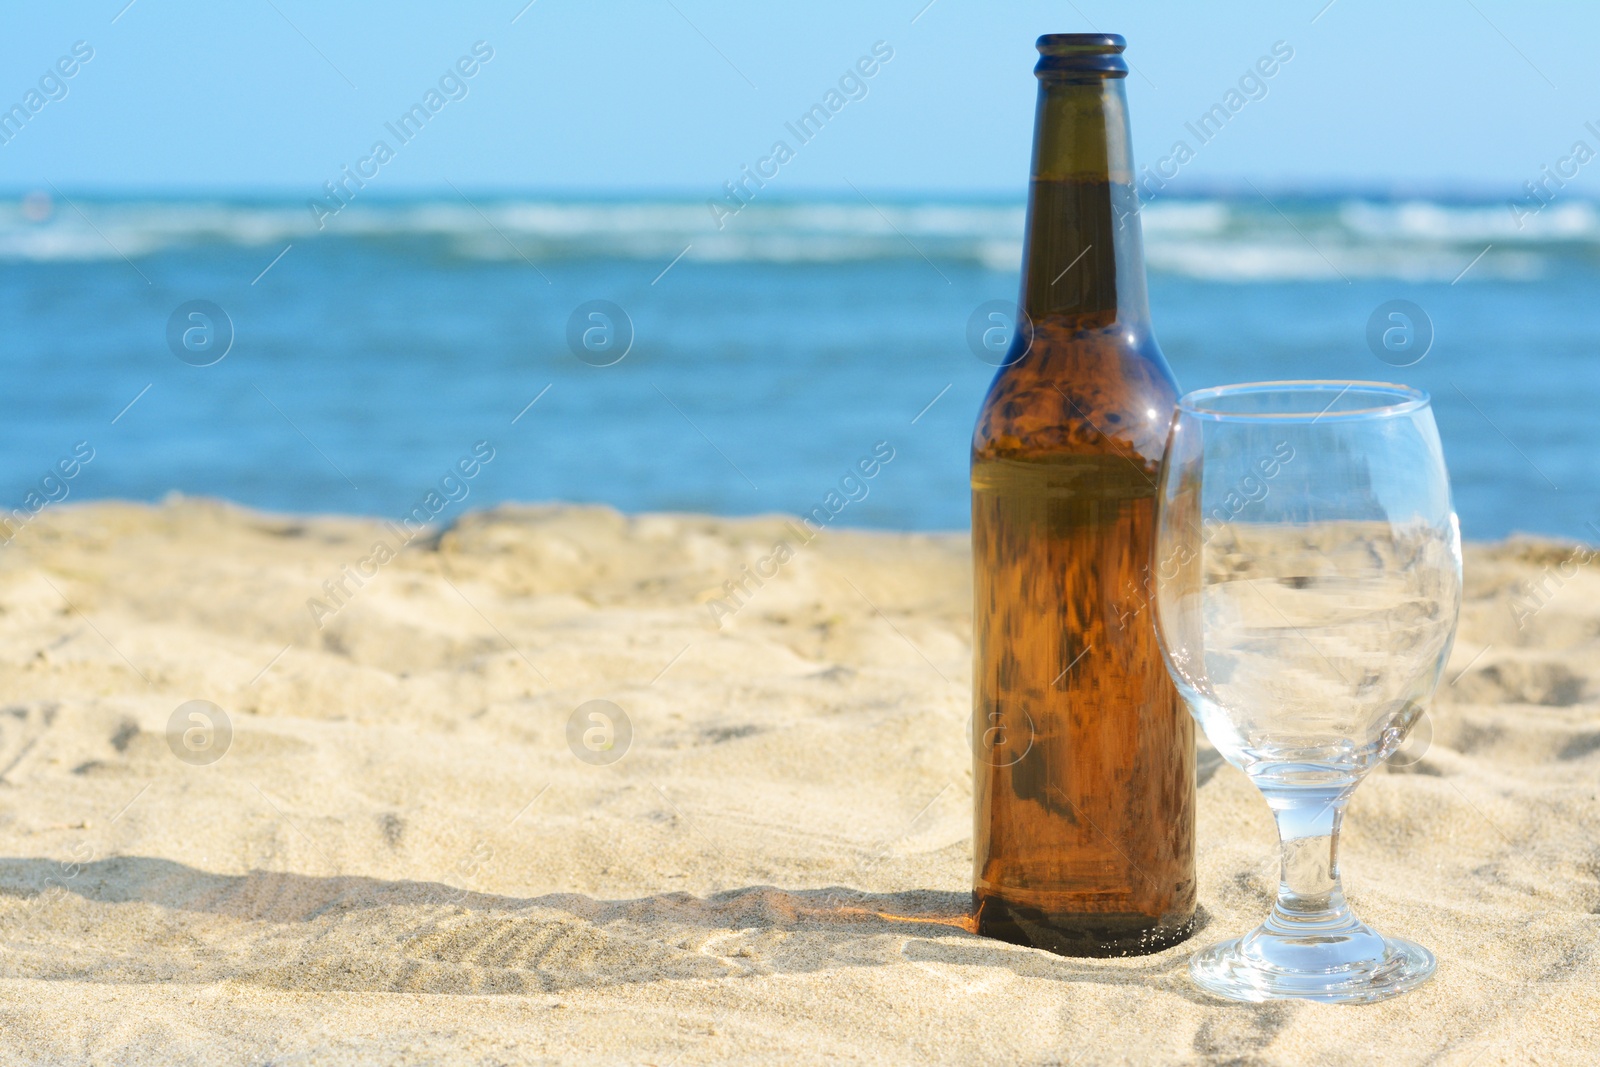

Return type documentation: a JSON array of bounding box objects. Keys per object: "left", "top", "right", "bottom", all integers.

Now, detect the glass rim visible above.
[{"left": 1177, "top": 380, "right": 1429, "bottom": 423}]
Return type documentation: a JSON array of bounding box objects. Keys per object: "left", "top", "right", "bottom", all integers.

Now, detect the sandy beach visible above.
[{"left": 0, "top": 498, "right": 1594, "bottom": 1064}]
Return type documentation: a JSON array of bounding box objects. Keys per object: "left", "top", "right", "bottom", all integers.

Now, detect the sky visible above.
[{"left": 0, "top": 0, "right": 1595, "bottom": 197}]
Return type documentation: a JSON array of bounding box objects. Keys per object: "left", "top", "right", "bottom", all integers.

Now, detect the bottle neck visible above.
[{"left": 1018, "top": 75, "right": 1150, "bottom": 330}]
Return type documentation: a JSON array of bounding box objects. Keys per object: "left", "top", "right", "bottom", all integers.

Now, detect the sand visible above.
[{"left": 0, "top": 498, "right": 1594, "bottom": 1064}]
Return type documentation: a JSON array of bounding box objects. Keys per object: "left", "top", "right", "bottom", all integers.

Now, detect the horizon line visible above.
[{"left": 0, "top": 180, "right": 1558, "bottom": 204}]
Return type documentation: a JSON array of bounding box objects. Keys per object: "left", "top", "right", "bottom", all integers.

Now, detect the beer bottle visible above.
[{"left": 971, "top": 32, "right": 1196, "bottom": 956}]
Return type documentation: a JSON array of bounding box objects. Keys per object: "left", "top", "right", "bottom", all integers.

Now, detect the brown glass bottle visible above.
[{"left": 971, "top": 33, "right": 1195, "bottom": 957}]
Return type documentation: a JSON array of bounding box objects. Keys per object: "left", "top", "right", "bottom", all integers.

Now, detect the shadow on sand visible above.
[{"left": 0, "top": 855, "right": 1212, "bottom": 997}]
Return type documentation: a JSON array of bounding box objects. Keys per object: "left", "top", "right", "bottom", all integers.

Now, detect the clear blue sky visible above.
[{"left": 0, "top": 0, "right": 1594, "bottom": 196}]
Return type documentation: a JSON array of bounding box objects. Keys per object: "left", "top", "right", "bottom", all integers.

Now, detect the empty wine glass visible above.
[{"left": 1152, "top": 381, "right": 1461, "bottom": 1003}]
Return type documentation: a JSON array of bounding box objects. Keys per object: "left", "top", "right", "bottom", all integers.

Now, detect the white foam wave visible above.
[
  {"left": 1140, "top": 200, "right": 1230, "bottom": 235},
  {"left": 1148, "top": 239, "right": 1545, "bottom": 283},
  {"left": 1339, "top": 198, "right": 1600, "bottom": 243},
  {"left": 0, "top": 193, "right": 1590, "bottom": 279}
]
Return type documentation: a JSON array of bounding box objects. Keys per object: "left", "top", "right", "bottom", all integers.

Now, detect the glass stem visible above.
[{"left": 1262, "top": 788, "right": 1355, "bottom": 933}]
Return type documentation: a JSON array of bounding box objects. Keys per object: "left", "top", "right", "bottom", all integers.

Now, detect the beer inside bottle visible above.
[{"left": 971, "top": 33, "right": 1196, "bottom": 956}]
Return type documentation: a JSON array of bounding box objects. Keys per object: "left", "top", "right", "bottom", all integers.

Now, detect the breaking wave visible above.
[{"left": 0, "top": 190, "right": 1591, "bottom": 281}]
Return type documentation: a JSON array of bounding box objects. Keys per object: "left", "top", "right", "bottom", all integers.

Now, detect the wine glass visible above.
[{"left": 1152, "top": 381, "right": 1461, "bottom": 1003}]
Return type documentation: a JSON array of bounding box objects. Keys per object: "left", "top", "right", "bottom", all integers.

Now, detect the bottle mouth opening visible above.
[{"left": 1035, "top": 33, "right": 1128, "bottom": 78}]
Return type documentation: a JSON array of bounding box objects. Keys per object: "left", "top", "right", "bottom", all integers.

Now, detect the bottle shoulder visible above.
[{"left": 972, "top": 321, "right": 1177, "bottom": 467}]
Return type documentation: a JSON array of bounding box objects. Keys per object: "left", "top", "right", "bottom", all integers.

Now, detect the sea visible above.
[{"left": 0, "top": 190, "right": 1593, "bottom": 543}]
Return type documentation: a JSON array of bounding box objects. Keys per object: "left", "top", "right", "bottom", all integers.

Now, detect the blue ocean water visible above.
[{"left": 0, "top": 191, "right": 1593, "bottom": 542}]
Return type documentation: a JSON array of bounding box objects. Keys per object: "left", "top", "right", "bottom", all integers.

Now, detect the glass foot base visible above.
[{"left": 1190, "top": 922, "right": 1435, "bottom": 1004}]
